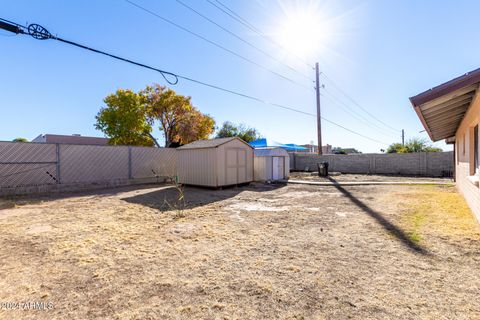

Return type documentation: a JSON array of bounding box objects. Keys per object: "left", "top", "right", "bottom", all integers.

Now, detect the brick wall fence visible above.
[{"left": 290, "top": 151, "right": 454, "bottom": 177}]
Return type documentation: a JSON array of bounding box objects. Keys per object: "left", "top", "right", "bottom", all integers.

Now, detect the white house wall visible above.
[{"left": 455, "top": 92, "right": 480, "bottom": 221}]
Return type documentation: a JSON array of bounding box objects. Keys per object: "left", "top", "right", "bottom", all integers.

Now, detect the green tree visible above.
[
  {"left": 386, "top": 143, "right": 409, "bottom": 153},
  {"left": 12, "top": 137, "right": 28, "bottom": 143},
  {"left": 95, "top": 89, "right": 155, "bottom": 146},
  {"left": 175, "top": 107, "right": 216, "bottom": 146},
  {"left": 215, "top": 121, "right": 262, "bottom": 142},
  {"left": 96, "top": 85, "right": 215, "bottom": 147},
  {"left": 142, "top": 84, "right": 215, "bottom": 147},
  {"left": 424, "top": 146, "right": 443, "bottom": 152},
  {"left": 386, "top": 138, "right": 442, "bottom": 153},
  {"left": 332, "top": 147, "right": 361, "bottom": 154}
]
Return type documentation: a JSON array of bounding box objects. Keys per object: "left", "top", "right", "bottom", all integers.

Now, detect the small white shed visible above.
[
  {"left": 177, "top": 137, "right": 254, "bottom": 187},
  {"left": 254, "top": 147, "right": 290, "bottom": 181}
]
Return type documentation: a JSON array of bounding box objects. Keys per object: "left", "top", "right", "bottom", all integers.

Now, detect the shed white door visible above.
[
  {"left": 272, "top": 157, "right": 284, "bottom": 180},
  {"left": 225, "top": 148, "right": 247, "bottom": 185}
]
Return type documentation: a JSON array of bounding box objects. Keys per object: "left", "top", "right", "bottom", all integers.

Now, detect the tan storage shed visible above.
[
  {"left": 254, "top": 147, "right": 290, "bottom": 181},
  {"left": 177, "top": 137, "right": 254, "bottom": 187}
]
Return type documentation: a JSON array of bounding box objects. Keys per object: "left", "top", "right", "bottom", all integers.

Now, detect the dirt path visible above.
[{"left": 0, "top": 183, "right": 479, "bottom": 319}]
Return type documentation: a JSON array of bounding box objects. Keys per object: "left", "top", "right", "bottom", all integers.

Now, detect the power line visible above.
[
  {"left": 173, "top": 0, "right": 313, "bottom": 82},
  {"left": 322, "top": 89, "right": 398, "bottom": 138},
  {"left": 199, "top": 2, "right": 393, "bottom": 145},
  {"left": 175, "top": 75, "right": 388, "bottom": 145},
  {"left": 321, "top": 72, "right": 401, "bottom": 133},
  {"left": 321, "top": 117, "right": 389, "bottom": 146},
  {"left": 124, "top": 0, "right": 312, "bottom": 91},
  {"left": 211, "top": 0, "right": 263, "bottom": 34},
  {"left": 206, "top": 0, "right": 314, "bottom": 69},
  {"left": 322, "top": 93, "right": 394, "bottom": 138},
  {"left": 0, "top": 18, "right": 388, "bottom": 146},
  {"left": 205, "top": 1, "right": 401, "bottom": 138},
  {"left": 0, "top": 18, "right": 180, "bottom": 85}
]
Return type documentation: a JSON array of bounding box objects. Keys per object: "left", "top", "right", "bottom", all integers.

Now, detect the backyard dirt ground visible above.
[{"left": 0, "top": 181, "right": 479, "bottom": 319}]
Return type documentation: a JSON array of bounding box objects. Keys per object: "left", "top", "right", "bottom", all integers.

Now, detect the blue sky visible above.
[{"left": 1, "top": 0, "right": 478, "bottom": 152}]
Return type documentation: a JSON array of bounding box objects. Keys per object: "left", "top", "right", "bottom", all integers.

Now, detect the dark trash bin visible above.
[{"left": 318, "top": 161, "right": 329, "bottom": 177}]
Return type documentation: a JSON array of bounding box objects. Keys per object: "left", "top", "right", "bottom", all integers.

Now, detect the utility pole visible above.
[
  {"left": 315, "top": 62, "right": 323, "bottom": 155},
  {"left": 402, "top": 129, "right": 405, "bottom": 146}
]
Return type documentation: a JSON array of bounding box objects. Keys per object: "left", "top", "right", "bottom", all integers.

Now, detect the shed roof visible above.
[
  {"left": 177, "top": 137, "right": 252, "bottom": 150},
  {"left": 410, "top": 68, "right": 480, "bottom": 141},
  {"left": 254, "top": 147, "right": 289, "bottom": 157}
]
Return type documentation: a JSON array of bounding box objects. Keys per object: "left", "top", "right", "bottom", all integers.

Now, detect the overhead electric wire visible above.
[
  {"left": 206, "top": 0, "right": 314, "bottom": 69},
  {"left": 321, "top": 93, "right": 396, "bottom": 139},
  {"left": 0, "top": 18, "right": 179, "bottom": 84},
  {"left": 211, "top": 0, "right": 263, "bottom": 34},
  {"left": 0, "top": 17, "right": 388, "bottom": 146},
  {"left": 321, "top": 72, "right": 401, "bottom": 133},
  {"left": 124, "top": 0, "right": 312, "bottom": 91},
  {"left": 0, "top": 17, "right": 23, "bottom": 27},
  {"left": 173, "top": 74, "right": 389, "bottom": 145},
  {"left": 173, "top": 0, "right": 313, "bottom": 82},
  {"left": 56, "top": 37, "right": 180, "bottom": 85},
  {"left": 322, "top": 89, "right": 399, "bottom": 138},
  {"left": 205, "top": 0, "right": 401, "bottom": 138},
  {"left": 320, "top": 118, "right": 389, "bottom": 146}
]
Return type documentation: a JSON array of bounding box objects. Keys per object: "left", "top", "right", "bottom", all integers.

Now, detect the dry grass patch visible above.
[{"left": 396, "top": 185, "right": 480, "bottom": 242}]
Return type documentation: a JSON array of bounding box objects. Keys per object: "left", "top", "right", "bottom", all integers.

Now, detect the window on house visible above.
[
  {"left": 475, "top": 125, "right": 479, "bottom": 174},
  {"left": 457, "top": 140, "right": 460, "bottom": 165}
]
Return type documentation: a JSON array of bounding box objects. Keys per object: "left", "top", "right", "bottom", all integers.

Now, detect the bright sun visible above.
[{"left": 276, "top": 9, "right": 328, "bottom": 58}]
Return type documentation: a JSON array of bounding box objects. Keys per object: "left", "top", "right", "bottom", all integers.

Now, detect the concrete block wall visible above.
[
  {"left": 291, "top": 151, "right": 453, "bottom": 177},
  {"left": 426, "top": 152, "right": 455, "bottom": 177}
]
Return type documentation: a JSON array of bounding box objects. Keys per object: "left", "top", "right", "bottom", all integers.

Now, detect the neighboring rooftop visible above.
[
  {"left": 410, "top": 68, "right": 480, "bottom": 141},
  {"left": 32, "top": 134, "right": 110, "bottom": 146},
  {"left": 177, "top": 137, "right": 250, "bottom": 150}
]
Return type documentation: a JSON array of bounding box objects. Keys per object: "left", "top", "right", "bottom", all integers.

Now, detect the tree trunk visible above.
[{"left": 144, "top": 132, "right": 160, "bottom": 148}]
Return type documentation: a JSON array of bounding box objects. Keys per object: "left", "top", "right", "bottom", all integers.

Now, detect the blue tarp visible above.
[
  {"left": 249, "top": 139, "right": 308, "bottom": 151},
  {"left": 283, "top": 143, "right": 309, "bottom": 151}
]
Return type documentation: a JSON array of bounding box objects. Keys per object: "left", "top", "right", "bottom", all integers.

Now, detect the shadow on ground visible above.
[
  {"left": 327, "top": 177, "right": 430, "bottom": 255},
  {"left": 0, "top": 182, "right": 286, "bottom": 213},
  {"left": 0, "top": 183, "right": 168, "bottom": 210},
  {"left": 121, "top": 182, "right": 286, "bottom": 212}
]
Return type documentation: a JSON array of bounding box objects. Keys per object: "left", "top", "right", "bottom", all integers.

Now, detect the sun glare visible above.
[{"left": 276, "top": 8, "right": 329, "bottom": 58}]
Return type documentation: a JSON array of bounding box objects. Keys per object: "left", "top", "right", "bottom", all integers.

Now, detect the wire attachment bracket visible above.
[{"left": 27, "top": 24, "right": 52, "bottom": 40}]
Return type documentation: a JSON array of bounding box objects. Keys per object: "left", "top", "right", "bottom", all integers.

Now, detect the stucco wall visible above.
[
  {"left": 455, "top": 93, "right": 480, "bottom": 221},
  {"left": 291, "top": 152, "right": 453, "bottom": 177}
]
